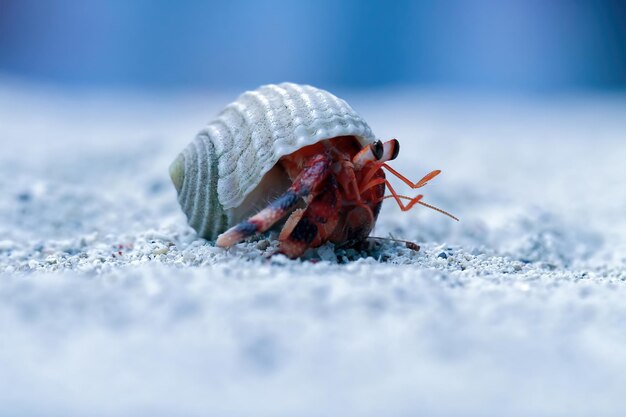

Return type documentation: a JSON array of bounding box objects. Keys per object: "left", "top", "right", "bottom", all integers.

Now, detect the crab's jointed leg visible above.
[
  {"left": 383, "top": 165, "right": 441, "bottom": 189},
  {"left": 381, "top": 180, "right": 425, "bottom": 212},
  {"left": 278, "top": 176, "right": 341, "bottom": 258},
  {"left": 216, "top": 153, "right": 332, "bottom": 248}
]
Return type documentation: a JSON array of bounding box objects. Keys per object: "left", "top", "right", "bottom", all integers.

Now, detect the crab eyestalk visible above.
[
  {"left": 352, "top": 140, "right": 382, "bottom": 168},
  {"left": 381, "top": 138, "right": 400, "bottom": 162},
  {"left": 352, "top": 139, "right": 399, "bottom": 169}
]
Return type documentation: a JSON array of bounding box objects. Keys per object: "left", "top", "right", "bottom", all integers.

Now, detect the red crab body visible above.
[
  {"left": 216, "top": 136, "right": 456, "bottom": 258},
  {"left": 276, "top": 136, "right": 386, "bottom": 257}
]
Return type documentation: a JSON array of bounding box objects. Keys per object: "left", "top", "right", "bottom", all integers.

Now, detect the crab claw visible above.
[{"left": 278, "top": 177, "right": 340, "bottom": 258}]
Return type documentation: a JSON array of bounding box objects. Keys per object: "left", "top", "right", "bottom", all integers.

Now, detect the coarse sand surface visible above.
[{"left": 1, "top": 82, "right": 625, "bottom": 416}]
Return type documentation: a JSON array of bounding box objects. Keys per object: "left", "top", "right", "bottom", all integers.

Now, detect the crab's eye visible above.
[
  {"left": 390, "top": 139, "right": 400, "bottom": 160},
  {"left": 372, "top": 140, "right": 384, "bottom": 160}
]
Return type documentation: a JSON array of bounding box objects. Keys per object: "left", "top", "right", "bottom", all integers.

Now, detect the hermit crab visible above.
[{"left": 170, "top": 82, "right": 456, "bottom": 258}]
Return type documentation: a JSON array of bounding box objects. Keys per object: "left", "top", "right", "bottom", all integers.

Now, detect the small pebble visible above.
[
  {"left": 256, "top": 240, "right": 270, "bottom": 251},
  {"left": 153, "top": 246, "right": 169, "bottom": 255},
  {"left": 317, "top": 245, "right": 338, "bottom": 263},
  {"left": 405, "top": 242, "right": 420, "bottom": 251}
]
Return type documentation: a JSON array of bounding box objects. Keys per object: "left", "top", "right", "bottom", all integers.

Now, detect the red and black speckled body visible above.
[{"left": 277, "top": 137, "right": 387, "bottom": 257}]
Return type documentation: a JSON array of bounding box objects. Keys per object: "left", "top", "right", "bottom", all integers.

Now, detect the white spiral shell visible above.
[{"left": 170, "top": 82, "right": 377, "bottom": 240}]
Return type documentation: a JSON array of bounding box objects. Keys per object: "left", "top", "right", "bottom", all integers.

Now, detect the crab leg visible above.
[
  {"left": 279, "top": 177, "right": 341, "bottom": 258},
  {"left": 383, "top": 165, "right": 441, "bottom": 189},
  {"left": 384, "top": 180, "right": 425, "bottom": 211},
  {"left": 216, "top": 154, "right": 332, "bottom": 248}
]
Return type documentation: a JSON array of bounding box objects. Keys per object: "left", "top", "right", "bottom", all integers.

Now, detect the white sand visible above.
[{"left": 1, "top": 81, "right": 625, "bottom": 416}]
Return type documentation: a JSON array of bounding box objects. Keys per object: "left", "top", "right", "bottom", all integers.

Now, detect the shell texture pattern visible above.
[{"left": 170, "top": 83, "right": 377, "bottom": 240}]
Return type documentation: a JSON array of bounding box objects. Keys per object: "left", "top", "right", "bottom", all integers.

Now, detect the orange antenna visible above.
[
  {"left": 380, "top": 194, "right": 459, "bottom": 221},
  {"left": 412, "top": 199, "right": 458, "bottom": 221}
]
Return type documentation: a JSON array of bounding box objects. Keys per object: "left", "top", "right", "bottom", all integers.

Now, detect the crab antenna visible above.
[
  {"left": 381, "top": 194, "right": 459, "bottom": 221},
  {"left": 414, "top": 200, "right": 459, "bottom": 221}
]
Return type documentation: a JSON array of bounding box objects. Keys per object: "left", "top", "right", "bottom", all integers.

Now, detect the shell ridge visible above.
[
  {"left": 191, "top": 138, "right": 210, "bottom": 234},
  {"left": 181, "top": 138, "right": 204, "bottom": 235},
  {"left": 227, "top": 87, "right": 290, "bottom": 206},
  {"left": 245, "top": 90, "right": 281, "bottom": 166},
  {"left": 217, "top": 94, "right": 264, "bottom": 178},
  {"left": 213, "top": 116, "right": 246, "bottom": 178},
  {"left": 290, "top": 84, "right": 344, "bottom": 126},
  {"left": 195, "top": 136, "right": 215, "bottom": 237},
  {"left": 218, "top": 101, "right": 248, "bottom": 143},
  {"left": 203, "top": 120, "right": 233, "bottom": 159},
  {"left": 268, "top": 84, "right": 302, "bottom": 139},
  {"left": 326, "top": 88, "right": 354, "bottom": 116},
  {"left": 178, "top": 144, "right": 195, "bottom": 216}
]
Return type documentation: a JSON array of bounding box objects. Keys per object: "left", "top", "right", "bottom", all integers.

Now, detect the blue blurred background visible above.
[{"left": 0, "top": 0, "right": 625, "bottom": 92}]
